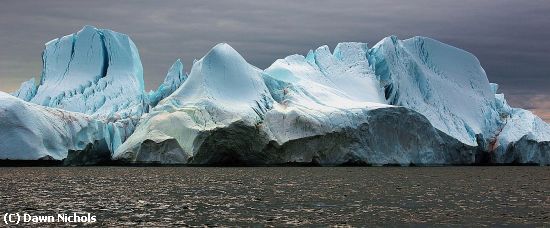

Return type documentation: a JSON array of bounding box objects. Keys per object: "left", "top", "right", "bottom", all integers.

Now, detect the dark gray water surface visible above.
[{"left": 0, "top": 167, "right": 548, "bottom": 226}]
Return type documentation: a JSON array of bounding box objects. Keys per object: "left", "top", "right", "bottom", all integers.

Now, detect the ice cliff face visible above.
[
  {"left": 2, "top": 27, "right": 549, "bottom": 165},
  {"left": 368, "top": 36, "right": 499, "bottom": 146},
  {"left": 29, "top": 25, "right": 146, "bottom": 118},
  {"left": 367, "top": 36, "right": 548, "bottom": 164}
]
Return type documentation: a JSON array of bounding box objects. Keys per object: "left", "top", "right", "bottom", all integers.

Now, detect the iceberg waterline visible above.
[{"left": 2, "top": 26, "right": 549, "bottom": 165}]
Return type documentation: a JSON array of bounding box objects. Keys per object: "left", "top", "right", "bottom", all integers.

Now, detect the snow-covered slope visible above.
[
  {"left": 147, "top": 59, "right": 187, "bottom": 108},
  {"left": 115, "top": 43, "right": 275, "bottom": 163},
  {"left": 10, "top": 78, "right": 37, "bottom": 101},
  {"left": 0, "top": 91, "right": 137, "bottom": 161},
  {"left": 29, "top": 25, "right": 146, "bottom": 118},
  {"left": 0, "top": 92, "right": 103, "bottom": 160}
]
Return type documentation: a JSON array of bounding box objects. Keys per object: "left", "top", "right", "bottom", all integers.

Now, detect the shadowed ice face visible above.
[{"left": 0, "top": 0, "right": 549, "bottom": 121}]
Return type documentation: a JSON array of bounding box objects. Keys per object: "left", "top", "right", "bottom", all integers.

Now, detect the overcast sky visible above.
[{"left": 0, "top": 0, "right": 549, "bottom": 121}]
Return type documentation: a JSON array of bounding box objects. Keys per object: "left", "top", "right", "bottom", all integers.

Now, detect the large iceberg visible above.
[
  {"left": 113, "top": 42, "right": 470, "bottom": 165},
  {"left": 115, "top": 39, "right": 550, "bottom": 165},
  {"left": 1, "top": 27, "right": 549, "bottom": 165}
]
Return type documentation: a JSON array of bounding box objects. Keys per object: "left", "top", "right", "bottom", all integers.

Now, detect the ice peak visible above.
[
  {"left": 315, "top": 45, "right": 331, "bottom": 54},
  {"left": 78, "top": 25, "right": 100, "bottom": 35},
  {"left": 305, "top": 50, "right": 315, "bottom": 65},
  {"left": 372, "top": 35, "right": 402, "bottom": 50},
  {"left": 203, "top": 43, "right": 247, "bottom": 67},
  {"left": 148, "top": 58, "right": 187, "bottom": 107},
  {"left": 333, "top": 42, "right": 368, "bottom": 60},
  {"left": 162, "top": 42, "right": 273, "bottom": 113},
  {"left": 167, "top": 59, "right": 184, "bottom": 81},
  {"left": 81, "top": 25, "right": 98, "bottom": 31}
]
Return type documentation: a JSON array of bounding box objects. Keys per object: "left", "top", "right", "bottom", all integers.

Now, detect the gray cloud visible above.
[{"left": 0, "top": 0, "right": 549, "bottom": 121}]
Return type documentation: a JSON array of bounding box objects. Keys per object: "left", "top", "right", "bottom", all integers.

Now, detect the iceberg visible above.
[{"left": 2, "top": 26, "right": 549, "bottom": 165}]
